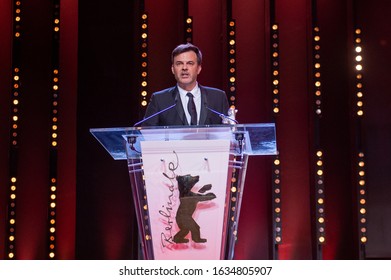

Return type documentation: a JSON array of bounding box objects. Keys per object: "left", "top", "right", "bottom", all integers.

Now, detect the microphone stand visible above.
[{"left": 133, "top": 103, "right": 177, "bottom": 127}]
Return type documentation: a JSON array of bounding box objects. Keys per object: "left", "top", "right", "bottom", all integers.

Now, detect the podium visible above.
[{"left": 90, "top": 124, "right": 277, "bottom": 260}]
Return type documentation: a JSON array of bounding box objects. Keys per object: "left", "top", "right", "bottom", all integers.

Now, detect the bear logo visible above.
[{"left": 173, "top": 174, "right": 216, "bottom": 243}]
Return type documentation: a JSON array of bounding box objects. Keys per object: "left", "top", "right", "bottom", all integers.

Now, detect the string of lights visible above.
[
  {"left": 271, "top": 24, "right": 280, "bottom": 117},
  {"left": 270, "top": 22, "right": 282, "bottom": 252},
  {"left": 227, "top": 20, "right": 237, "bottom": 109},
  {"left": 6, "top": 0, "right": 23, "bottom": 260},
  {"left": 311, "top": 25, "right": 326, "bottom": 257},
  {"left": 47, "top": 0, "right": 61, "bottom": 259},
  {"left": 140, "top": 11, "right": 149, "bottom": 108},
  {"left": 223, "top": 1, "right": 243, "bottom": 260},
  {"left": 353, "top": 27, "right": 367, "bottom": 259},
  {"left": 184, "top": 0, "right": 192, "bottom": 43},
  {"left": 272, "top": 154, "right": 282, "bottom": 246}
]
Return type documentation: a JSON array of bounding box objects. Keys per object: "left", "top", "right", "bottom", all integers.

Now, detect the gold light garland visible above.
[{"left": 6, "top": 0, "right": 23, "bottom": 260}]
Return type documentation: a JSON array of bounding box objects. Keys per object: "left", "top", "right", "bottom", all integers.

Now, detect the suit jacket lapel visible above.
[{"left": 199, "top": 86, "right": 208, "bottom": 125}]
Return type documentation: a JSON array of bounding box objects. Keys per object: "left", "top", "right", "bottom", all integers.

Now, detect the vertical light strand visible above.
[
  {"left": 270, "top": 22, "right": 282, "bottom": 253},
  {"left": 47, "top": 0, "right": 61, "bottom": 259},
  {"left": 227, "top": 20, "right": 237, "bottom": 109},
  {"left": 225, "top": 152, "right": 248, "bottom": 259},
  {"left": 223, "top": 1, "right": 241, "bottom": 260},
  {"left": 313, "top": 26, "right": 322, "bottom": 118},
  {"left": 226, "top": 0, "right": 236, "bottom": 109},
  {"left": 353, "top": 27, "right": 367, "bottom": 259},
  {"left": 270, "top": 0, "right": 282, "bottom": 259},
  {"left": 312, "top": 26, "right": 326, "bottom": 255},
  {"left": 272, "top": 156, "right": 282, "bottom": 246},
  {"left": 271, "top": 24, "right": 280, "bottom": 116},
  {"left": 314, "top": 149, "right": 325, "bottom": 246},
  {"left": 228, "top": 163, "right": 239, "bottom": 255},
  {"left": 6, "top": 0, "right": 23, "bottom": 260},
  {"left": 357, "top": 152, "right": 367, "bottom": 257},
  {"left": 184, "top": 0, "right": 192, "bottom": 43},
  {"left": 140, "top": 165, "right": 152, "bottom": 245},
  {"left": 140, "top": 11, "right": 148, "bottom": 108},
  {"left": 184, "top": 17, "right": 193, "bottom": 44}
]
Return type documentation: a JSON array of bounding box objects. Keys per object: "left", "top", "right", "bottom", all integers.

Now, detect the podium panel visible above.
[
  {"left": 142, "top": 139, "right": 230, "bottom": 259},
  {"left": 90, "top": 124, "right": 277, "bottom": 259}
]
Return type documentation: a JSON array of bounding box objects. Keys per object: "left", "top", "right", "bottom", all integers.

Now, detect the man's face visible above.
[{"left": 171, "top": 50, "right": 202, "bottom": 91}]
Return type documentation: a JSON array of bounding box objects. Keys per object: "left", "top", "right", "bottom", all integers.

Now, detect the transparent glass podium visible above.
[{"left": 90, "top": 123, "right": 277, "bottom": 260}]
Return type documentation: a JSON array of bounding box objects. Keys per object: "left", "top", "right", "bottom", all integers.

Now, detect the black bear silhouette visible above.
[{"left": 173, "top": 174, "right": 216, "bottom": 243}]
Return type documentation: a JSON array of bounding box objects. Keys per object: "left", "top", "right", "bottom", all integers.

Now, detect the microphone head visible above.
[
  {"left": 225, "top": 107, "right": 238, "bottom": 124},
  {"left": 207, "top": 106, "right": 238, "bottom": 124}
]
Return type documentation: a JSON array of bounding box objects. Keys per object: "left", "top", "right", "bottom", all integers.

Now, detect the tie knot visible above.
[{"left": 187, "top": 92, "right": 194, "bottom": 98}]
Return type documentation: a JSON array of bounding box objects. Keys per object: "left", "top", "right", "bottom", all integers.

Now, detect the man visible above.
[{"left": 140, "top": 43, "right": 229, "bottom": 126}]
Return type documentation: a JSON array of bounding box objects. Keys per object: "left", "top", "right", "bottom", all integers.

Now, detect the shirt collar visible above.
[{"left": 177, "top": 83, "right": 200, "bottom": 98}]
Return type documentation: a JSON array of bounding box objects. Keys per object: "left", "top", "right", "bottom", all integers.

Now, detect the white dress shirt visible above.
[{"left": 177, "top": 84, "right": 201, "bottom": 125}]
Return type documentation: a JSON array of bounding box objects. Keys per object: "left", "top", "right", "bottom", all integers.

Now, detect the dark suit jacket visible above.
[{"left": 140, "top": 85, "right": 229, "bottom": 126}]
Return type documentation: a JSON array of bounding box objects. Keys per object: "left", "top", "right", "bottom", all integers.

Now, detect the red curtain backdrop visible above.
[{"left": 0, "top": 0, "right": 390, "bottom": 260}]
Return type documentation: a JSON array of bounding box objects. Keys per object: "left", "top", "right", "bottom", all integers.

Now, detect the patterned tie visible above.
[{"left": 187, "top": 92, "right": 197, "bottom": 125}]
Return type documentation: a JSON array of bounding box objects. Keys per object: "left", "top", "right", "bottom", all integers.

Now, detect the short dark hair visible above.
[{"left": 171, "top": 43, "right": 202, "bottom": 64}]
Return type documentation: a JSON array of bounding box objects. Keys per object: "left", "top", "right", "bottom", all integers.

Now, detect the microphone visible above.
[
  {"left": 207, "top": 107, "right": 238, "bottom": 124},
  {"left": 133, "top": 103, "right": 177, "bottom": 127}
]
